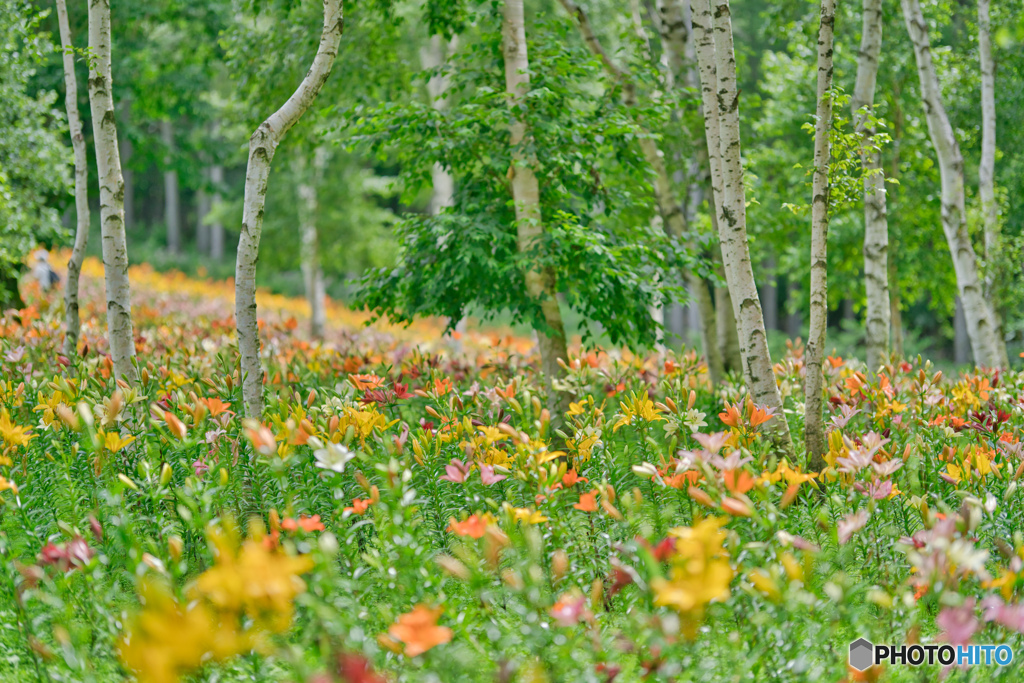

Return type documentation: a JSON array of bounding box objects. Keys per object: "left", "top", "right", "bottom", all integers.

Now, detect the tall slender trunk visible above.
[
  {"left": 161, "top": 119, "right": 181, "bottom": 254},
  {"left": 805, "top": 0, "right": 837, "bottom": 464},
  {"left": 692, "top": 0, "right": 794, "bottom": 454},
  {"left": 502, "top": 0, "right": 571, "bottom": 419},
  {"left": 716, "top": 282, "right": 741, "bottom": 373},
  {"left": 762, "top": 255, "right": 778, "bottom": 332},
  {"left": 711, "top": 215, "right": 741, "bottom": 372},
  {"left": 235, "top": 0, "right": 343, "bottom": 419},
  {"left": 954, "top": 297, "right": 971, "bottom": 364},
  {"left": 420, "top": 35, "right": 457, "bottom": 214},
  {"left": 210, "top": 164, "right": 225, "bottom": 260},
  {"left": 901, "top": 0, "right": 1005, "bottom": 368},
  {"left": 197, "top": 168, "right": 211, "bottom": 255},
  {"left": 86, "top": 0, "right": 137, "bottom": 382},
  {"left": 558, "top": 0, "right": 723, "bottom": 384},
  {"left": 890, "top": 263, "right": 905, "bottom": 357},
  {"left": 297, "top": 147, "right": 327, "bottom": 339},
  {"left": 421, "top": 34, "right": 466, "bottom": 348},
  {"left": 853, "top": 0, "right": 889, "bottom": 372},
  {"left": 120, "top": 102, "right": 134, "bottom": 232},
  {"left": 977, "top": 0, "right": 1008, "bottom": 368},
  {"left": 56, "top": 0, "right": 89, "bottom": 357}
]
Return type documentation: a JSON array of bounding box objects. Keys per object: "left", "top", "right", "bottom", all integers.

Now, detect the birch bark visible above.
[
  {"left": 852, "top": 0, "right": 890, "bottom": 372},
  {"left": 210, "top": 164, "right": 225, "bottom": 260},
  {"left": 901, "top": 0, "right": 1005, "bottom": 368},
  {"left": 502, "top": 0, "right": 571, "bottom": 418},
  {"left": 805, "top": 0, "right": 836, "bottom": 464},
  {"left": 235, "top": 0, "right": 343, "bottom": 418},
  {"left": 420, "top": 34, "right": 467, "bottom": 348},
  {"left": 420, "top": 35, "right": 456, "bottom": 214},
  {"left": 977, "top": 0, "right": 1008, "bottom": 368},
  {"left": 558, "top": 0, "right": 723, "bottom": 383},
  {"left": 86, "top": 0, "right": 137, "bottom": 382},
  {"left": 692, "top": 0, "right": 793, "bottom": 453},
  {"left": 56, "top": 0, "right": 89, "bottom": 357},
  {"left": 161, "top": 119, "right": 181, "bottom": 254},
  {"left": 297, "top": 147, "right": 327, "bottom": 339}
]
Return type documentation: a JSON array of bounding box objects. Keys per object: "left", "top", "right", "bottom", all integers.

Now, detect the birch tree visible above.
[
  {"left": 977, "top": 0, "right": 1008, "bottom": 367},
  {"left": 901, "top": 0, "right": 1005, "bottom": 368},
  {"left": 502, "top": 0, "right": 571, "bottom": 417},
  {"left": 86, "top": 0, "right": 137, "bottom": 382},
  {"left": 420, "top": 34, "right": 456, "bottom": 215},
  {"left": 653, "top": 0, "right": 743, "bottom": 373},
  {"left": 420, "top": 34, "right": 468, "bottom": 347},
  {"left": 692, "top": 0, "right": 793, "bottom": 454},
  {"left": 804, "top": 0, "right": 836, "bottom": 463},
  {"left": 852, "top": 0, "right": 889, "bottom": 371},
  {"left": 210, "top": 164, "right": 225, "bottom": 260},
  {"left": 56, "top": 0, "right": 88, "bottom": 357},
  {"left": 161, "top": 119, "right": 181, "bottom": 254},
  {"left": 557, "top": 0, "right": 724, "bottom": 385},
  {"left": 235, "top": 0, "right": 343, "bottom": 418},
  {"left": 296, "top": 147, "right": 327, "bottom": 339}
]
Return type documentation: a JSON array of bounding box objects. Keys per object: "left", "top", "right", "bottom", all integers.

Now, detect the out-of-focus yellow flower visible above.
[
  {"left": 334, "top": 405, "right": 395, "bottom": 444},
  {"left": 0, "top": 381, "right": 25, "bottom": 407},
  {"left": 33, "top": 391, "right": 70, "bottom": 429},
  {"left": 758, "top": 460, "right": 819, "bottom": 489},
  {"left": 747, "top": 568, "right": 781, "bottom": 602},
  {"left": 612, "top": 391, "right": 664, "bottom": 432},
  {"left": 572, "top": 432, "right": 601, "bottom": 464},
  {"left": 984, "top": 568, "right": 1018, "bottom": 601},
  {"left": 651, "top": 517, "right": 733, "bottom": 636},
  {"left": 780, "top": 552, "right": 803, "bottom": 583},
  {"left": 0, "top": 476, "right": 19, "bottom": 496},
  {"left": 196, "top": 528, "right": 314, "bottom": 631},
  {"left": 119, "top": 580, "right": 255, "bottom": 683},
  {"left": 515, "top": 437, "right": 564, "bottom": 465},
  {"left": 100, "top": 430, "right": 136, "bottom": 453},
  {"left": 0, "top": 409, "right": 33, "bottom": 449},
  {"left": 503, "top": 503, "right": 548, "bottom": 525}
]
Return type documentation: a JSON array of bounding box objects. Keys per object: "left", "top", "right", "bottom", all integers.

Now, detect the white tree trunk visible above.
[
  {"left": 197, "top": 168, "right": 211, "bottom": 255},
  {"left": 57, "top": 0, "right": 89, "bottom": 357},
  {"left": 691, "top": 0, "right": 793, "bottom": 453},
  {"left": 977, "top": 0, "right": 1008, "bottom": 368},
  {"left": 297, "top": 147, "right": 327, "bottom": 340},
  {"left": 161, "top": 119, "right": 181, "bottom": 254},
  {"left": 420, "top": 34, "right": 457, "bottom": 214},
  {"left": 420, "top": 34, "right": 466, "bottom": 350},
  {"left": 901, "top": 0, "right": 1005, "bottom": 368},
  {"left": 853, "top": 0, "right": 890, "bottom": 372},
  {"left": 654, "top": 0, "right": 692, "bottom": 87},
  {"left": 235, "top": 0, "right": 343, "bottom": 418},
  {"left": 558, "top": 0, "right": 723, "bottom": 383},
  {"left": 712, "top": 222, "right": 742, "bottom": 373},
  {"left": 502, "top": 0, "right": 571, "bottom": 418},
  {"left": 805, "top": 0, "right": 836, "bottom": 463},
  {"left": 120, "top": 102, "right": 135, "bottom": 231},
  {"left": 210, "top": 164, "right": 225, "bottom": 260},
  {"left": 86, "top": 0, "right": 137, "bottom": 382}
]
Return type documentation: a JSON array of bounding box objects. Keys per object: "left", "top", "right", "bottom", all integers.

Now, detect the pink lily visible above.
[
  {"left": 479, "top": 464, "right": 506, "bottom": 485},
  {"left": 439, "top": 458, "right": 471, "bottom": 483}
]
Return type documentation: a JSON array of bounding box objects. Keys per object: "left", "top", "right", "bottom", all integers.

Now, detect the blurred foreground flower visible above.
[
  {"left": 382, "top": 604, "right": 452, "bottom": 657},
  {"left": 650, "top": 517, "right": 733, "bottom": 637}
]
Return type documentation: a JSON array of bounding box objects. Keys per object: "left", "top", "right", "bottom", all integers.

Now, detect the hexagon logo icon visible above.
[{"left": 849, "top": 638, "right": 874, "bottom": 671}]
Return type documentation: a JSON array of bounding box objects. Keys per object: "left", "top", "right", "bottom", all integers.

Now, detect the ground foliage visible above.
[{"left": 2, "top": 262, "right": 1024, "bottom": 682}]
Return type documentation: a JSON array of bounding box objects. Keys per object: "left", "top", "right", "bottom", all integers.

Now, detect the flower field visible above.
[{"left": 3, "top": 260, "right": 1024, "bottom": 682}]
